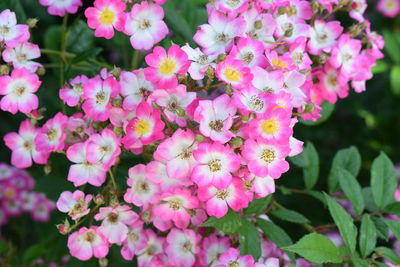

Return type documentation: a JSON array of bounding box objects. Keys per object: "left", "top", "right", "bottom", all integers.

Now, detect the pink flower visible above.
[
  {"left": 82, "top": 76, "right": 119, "bottom": 121},
  {"left": 122, "top": 101, "right": 165, "bottom": 149},
  {"left": 216, "top": 0, "right": 249, "bottom": 18},
  {"left": 136, "top": 229, "right": 164, "bottom": 267},
  {"left": 192, "top": 142, "right": 240, "bottom": 189},
  {"left": 153, "top": 188, "right": 198, "bottom": 229},
  {"left": 198, "top": 178, "right": 250, "bottom": 218},
  {"left": 146, "top": 160, "right": 193, "bottom": 192},
  {"left": 154, "top": 129, "right": 197, "bottom": 179},
  {"left": 39, "top": 0, "right": 82, "bottom": 16},
  {"left": 308, "top": 20, "right": 343, "bottom": 55},
  {"left": 242, "top": 138, "right": 290, "bottom": 178},
  {"left": 86, "top": 128, "right": 121, "bottom": 167},
  {"left": 2, "top": 42, "right": 41, "bottom": 72},
  {"left": 216, "top": 248, "right": 254, "bottom": 267},
  {"left": 275, "top": 14, "right": 310, "bottom": 43},
  {"left": 66, "top": 141, "right": 107, "bottom": 186},
  {"left": 124, "top": 1, "right": 168, "bottom": 50},
  {"left": 120, "top": 221, "right": 146, "bottom": 260},
  {"left": 232, "top": 86, "right": 269, "bottom": 115},
  {"left": 144, "top": 45, "right": 190, "bottom": 89},
  {"left": 59, "top": 75, "right": 88, "bottom": 107},
  {"left": 4, "top": 119, "right": 50, "bottom": 168},
  {"left": 229, "top": 38, "right": 267, "bottom": 68},
  {"left": 194, "top": 94, "right": 237, "bottom": 143},
  {"left": 216, "top": 57, "right": 253, "bottom": 89},
  {"left": 181, "top": 44, "right": 217, "bottom": 80},
  {"left": 194, "top": 10, "right": 245, "bottom": 55},
  {"left": 241, "top": 170, "right": 276, "bottom": 199},
  {"left": 35, "top": 112, "right": 69, "bottom": 152},
  {"left": 30, "top": 194, "right": 55, "bottom": 222},
  {"left": 283, "top": 70, "right": 307, "bottom": 107},
  {"left": 124, "top": 164, "right": 160, "bottom": 208},
  {"left": 251, "top": 67, "right": 284, "bottom": 94},
  {"left": 151, "top": 85, "right": 195, "bottom": 126},
  {"left": 243, "top": 10, "right": 276, "bottom": 46},
  {"left": 377, "top": 0, "right": 400, "bottom": 17},
  {"left": 85, "top": 0, "right": 126, "bottom": 39},
  {"left": 67, "top": 226, "right": 109, "bottom": 261},
  {"left": 289, "top": 37, "right": 313, "bottom": 70},
  {"left": 119, "top": 70, "right": 154, "bottom": 111},
  {"left": 56, "top": 190, "right": 92, "bottom": 220},
  {"left": 166, "top": 228, "right": 200, "bottom": 267},
  {"left": 329, "top": 34, "right": 361, "bottom": 78},
  {"left": 0, "top": 10, "right": 30, "bottom": 48},
  {"left": 199, "top": 236, "right": 231, "bottom": 266},
  {"left": 246, "top": 108, "right": 293, "bottom": 142},
  {"left": 0, "top": 68, "right": 41, "bottom": 114},
  {"left": 315, "top": 64, "right": 349, "bottom": 104},
  {"left": 94, "top": 205, "right": 139, "bottom": 244}
]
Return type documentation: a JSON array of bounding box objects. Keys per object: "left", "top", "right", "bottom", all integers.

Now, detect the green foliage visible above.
[
  {"left": 283, "top": 233, "right": 342, "bottom": 264},
  {"left": 238, "top": 218, "right": 261, "bottom": 260},
  {"left": 269, "top": 209, "right": 310, "bottom": 224},
  {"left": 290, "top": 141, "right": 319, "bottom": 189},
  {"left": 201, "top": 209, "right": 242, "bottom": 235},
  {"left": 337, "top": 168, "right": 365, "bottom": 215},
  {"left": 324, "top": 193, "right": 358, "bottom": 254},
  {"left": 370, "top": 152, "right": 397, "bottom": 209},
  {"left": 390, "top": 65, "right": 400, "bottom": 95},
  {"left": 359, "top": 214, "right": 377, "bottom": 258},
  {"left": 383, "top": 30, "right": 400, "bottom": 63},
  {"left": 328, "top": 146, "right": 361, "bottom": 192},
  {"left": 243, "top": 195, "right": 272, "bottom": 215}
]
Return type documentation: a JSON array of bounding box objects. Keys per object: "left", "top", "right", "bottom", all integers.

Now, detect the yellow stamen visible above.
[
  {"left": 99, "top": 8, "right": 115, "bottom": 25},
  {"left": 261, "top": 119, "right": 279, "bottom": 135},
  {"left": 223, "top": 67, "right": 242, "bottom": 82},
  {"left": 271, "top": 58, "right": 288, "bottom": 69},
  {"left": 158, "top": 58, "right": 177, "bottom": 75},
  {"left": 133, "top": 119, "right": 150, "bottom": 136}
]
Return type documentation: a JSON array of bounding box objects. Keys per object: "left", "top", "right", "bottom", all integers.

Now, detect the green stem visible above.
[
  {"left": 108, "top": 169, "right": 118, "bottom": 191},
  {"left": 131, "top": 49, "right": 139, "bottom": 70}
]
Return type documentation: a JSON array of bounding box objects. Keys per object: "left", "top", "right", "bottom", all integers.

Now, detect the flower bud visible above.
[
  {"left": 94, "top": 194, "right": 105, "bottom": 205},
  {"left": 26, "top": 18, "right": 39, "bottom": 28},
  {"left": 195, "top": 134, "right": 205, "bottom": 142},
  {"left": 111, "top": 97, "right": 122, "bottom": 107},
  {"left": 205, "top": 65, "right": 215, "bottom": 79},
  {"left": 141, "top": 211, "right": 151, "bottom": 223},
  {"left": 287, "top": 6, "right": 297, "bottom": 16},
  {"left": 57, "top": 224, "right": 70, "bottom": 235},
  {"left": 284, "top": 28, "right": 293, "bottom": 37},
  {"left": 225, "top": 86, "right": 233, "bottom": 95},
  {"left": 254, "top": 20, "right": 263, "bottom": 29},
  {"left": 44, "top": 164, "right": 51, "bottom": 175},
  {"left": 113, "top": 126, "right": 123, "bottom": 137},
  {"left": 303, "top": 102, "right": 315, "bottom": 114},
  {"left": 217, "top": 53, "right": 226, "bottom": 63},
  {"left": 177, "top": 107, "right": 186, "bottom": 117},
  {"left": 99, "top": 258, "right": 108, "bottom": 267},
  {"left": 278, "top": 6, "right": 286, "bottom": 15},
  {"left": 231, "top": 137, "right": 243, "bottom": 147},
  {"left": 177, "top": 74, "right": 187, "bottom": 82},
  {"left": 36, "top": 66, "right": 46, "bottom": 76},
  {"left": 0, "top": 64, "right": 10, "bottom": 76},
  {"left": 111, "top": 67, "right": 120, "bottom": 79}
]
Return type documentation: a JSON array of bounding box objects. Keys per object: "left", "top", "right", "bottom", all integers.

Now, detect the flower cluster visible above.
[
  {"left": 0, "top": 9, "right": 42, "bottom": 115},
  {"left": 0, "top": 163, "right": 54, "bottom": 226},
  {"left": 2, "top": 0, "right": 385, "bottom": 265}
]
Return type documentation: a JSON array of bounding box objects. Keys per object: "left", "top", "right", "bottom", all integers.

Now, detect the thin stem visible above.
[
  {"left": 131, "top": 49, "right": 139, "bottom": 70},
  {"left": 108, "top": 169, "right": 118, "bottom": 191}
]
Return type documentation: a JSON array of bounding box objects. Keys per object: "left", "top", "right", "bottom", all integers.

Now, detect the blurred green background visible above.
[{"left": 0, "top": 0, "right": 399, "bottom": 266}]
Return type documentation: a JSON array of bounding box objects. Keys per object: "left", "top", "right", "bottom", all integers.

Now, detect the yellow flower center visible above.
[
  {"left": 223, "top": 67, "right": 242, "bottom": 82},
  {"left": 133, "top": 118, "right": 150, "bottom": 136},
  {"left": 261, "top": 119, "right": 279, "bottom": 135},
  {"left": 158, "top": 58, "right": 177, "bottom": 75},
  {"left": 261, "top": 149, "right": 275, "bottom": 163},
  {"left": 5, "top": 188, "right": 15, "bottom": 198},
  {"left": 99, "top": 8, "right": 115, "bottom": 25},
  {"left": 271, "top": 58, "right": 288, "bottom": 69},
  {"left": 386, "top": 1, "right": 395, "bottom": 9}
]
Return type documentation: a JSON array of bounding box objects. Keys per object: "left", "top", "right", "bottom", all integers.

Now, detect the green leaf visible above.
[
  {"left": 163, "top": 5, "right": 194, "bottom": 44},
  {"left": 270, "top": 209, "right": 310, "bottom": 224},
  {"left": 390, "top": 65, "right": 400, "bottom": 95},
  {"left": 375, "top": 247, "right": 400, "bottom": 264},
  {"left": 371, "top": 260, "right": 391, "bottom": 267},
  {"left": 383, "top": 202, "right": 400, "bottom": 216},
  {"left": 290, "top": 141, "right": 319, "bottom": 189},
  {"left": 23, "top": 244, "right": 48, "bottom": 263},
  {"left": 371, "top": 152, "right": 397, "bottom": 209},
  {"left": 43, "top": 26, "right": 62, "bottom": 63},
  {"left": 324, "top": 193, "right": 358, "bottom": 254},
  {"left": 371, "top": 216, "right": 389, "bottom": 242},
  {"left": 283, "top": 233, "right": 342, "bottom": 264},
  {"left": 201, "top": 209, "right": 242, "bottom": 234},
  {"left": 372, "top": 60, "right": 389, "bottom": 74},
  {"left": 337, "top": 168, "right": 365, "bottom": 215},
  {"left": 66, "top": 19, "right": 94, "bottom": 53},
  {"left": 243, "top": 195, "right": 272, "bottom": 215},
  {"left": 383, "top": 30, "right": 400, "bottom": 63},
  {"left": 300, "top": 101, "right": 335, "bottom": 126},
  {"left": 383, "top": 219, "right": 400, "bottom": 240},
  {"left": 351, "top": 258, "right": 371, "bottom": 267},
  {"left": 256, "top": 218, "right": 293, "bottom": 248},
  {"left": 328, "top": 146, "right": 361, "bottom": 192},
  {"left": 363, "top": 187, "right": 379, "bottom": 212},
  {"left": 238, "top": 218, "right": 261, "bottom": 261},
  {"left": 359, "top": 214, "right": 376, "bottom": 258}
]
